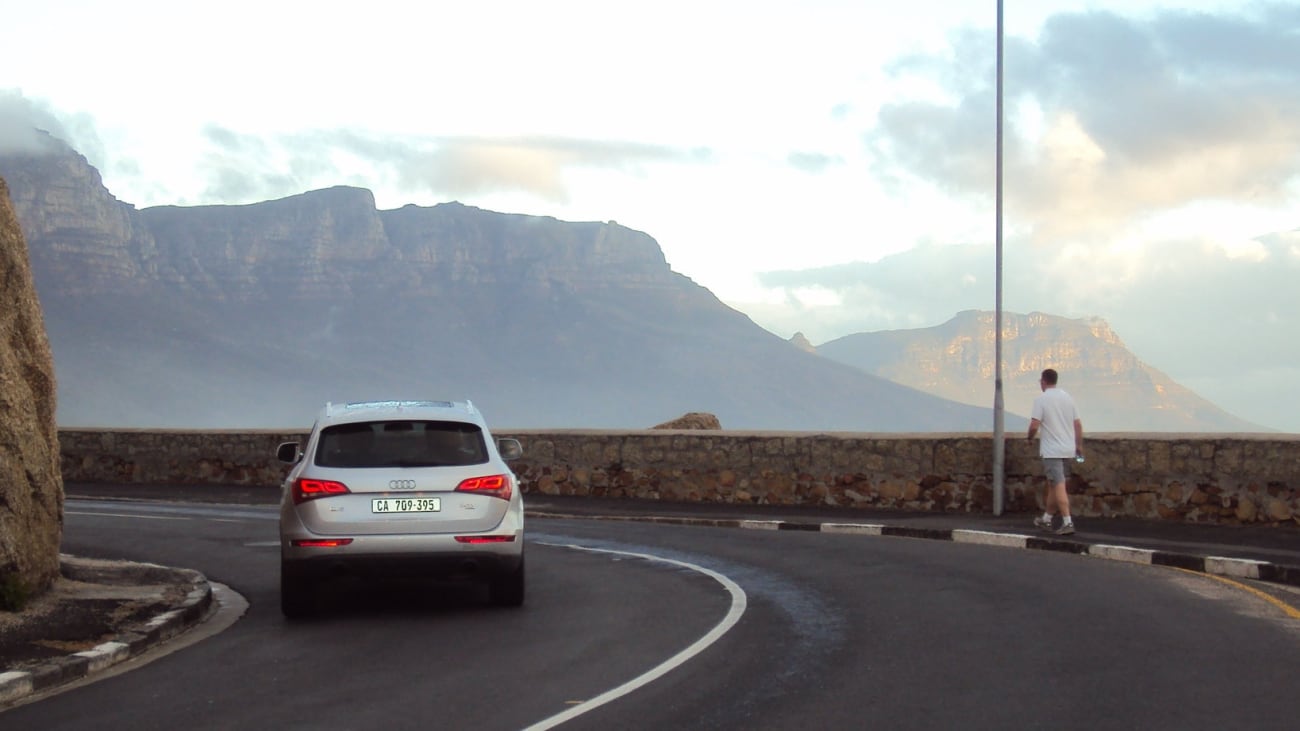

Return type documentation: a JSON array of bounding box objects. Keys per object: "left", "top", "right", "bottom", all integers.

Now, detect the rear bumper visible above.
[
  {"left": 280, "top": 507, "right": 524, "bottom": 580},
  {"left": 284, "top": 547, "right": 523, "bottom": 582}
]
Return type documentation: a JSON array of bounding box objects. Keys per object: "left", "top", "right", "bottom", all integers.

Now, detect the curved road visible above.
[{"left": 7, "top": 499, "right": 1298, "bottom": 730}]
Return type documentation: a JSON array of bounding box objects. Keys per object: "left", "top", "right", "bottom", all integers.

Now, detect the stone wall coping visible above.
[{"left": 55, "top": 426, "right": 1300, "bottom": 441}]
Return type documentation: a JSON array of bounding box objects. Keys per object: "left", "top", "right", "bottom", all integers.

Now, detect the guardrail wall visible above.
[{"left": 57, "top": 429, "right": 1300, "bottom": 526}]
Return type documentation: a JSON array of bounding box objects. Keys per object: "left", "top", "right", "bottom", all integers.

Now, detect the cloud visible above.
[
  {"left": 747, "top": 225, "right": 1300, "bottom": 431},
  {"left": 868, "top": 6, "right": 1300, "bottom": 245},
  {"left": 195, "top": 127, "right": 702, "bottom": 205},
  {"left": 0, "top": 90, "right": 72, "bottom": 155},
  {"left": 787, "top": 151, "right": 840, "bottom": 173}
]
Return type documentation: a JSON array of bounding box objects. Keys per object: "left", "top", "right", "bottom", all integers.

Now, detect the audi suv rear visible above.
[{"left": 276, "top": 400, "right": 525, "bottom": 618}]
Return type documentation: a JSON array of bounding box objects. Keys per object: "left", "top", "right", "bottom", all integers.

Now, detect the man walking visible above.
[{"left": 1027, "top": 368, "right": 1084, "bottom": 535}]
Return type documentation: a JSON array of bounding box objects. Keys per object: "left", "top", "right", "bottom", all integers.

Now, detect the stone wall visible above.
[{"left": 57, "top": 429, "right": 1300, "bottom": 526}]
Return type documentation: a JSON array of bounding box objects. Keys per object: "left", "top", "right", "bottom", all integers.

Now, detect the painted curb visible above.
[
  {"left": 528, "top": 511, "right": 1300, "bottom": 589},
  {"left": 0, "top": 556, "right": 213, "bottom": 707}
]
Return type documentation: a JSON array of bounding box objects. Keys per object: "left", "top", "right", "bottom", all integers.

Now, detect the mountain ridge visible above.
[
  {"left": 814, "top": 309, "right": 1265, "bottom": 432},
  {"left": 1, "top": 130, "right": 1002, "bottom": 432}
]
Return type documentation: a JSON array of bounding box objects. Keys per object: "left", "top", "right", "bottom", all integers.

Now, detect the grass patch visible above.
[{"left": 0, "top": 571, "right": 30, "bottom": 611}]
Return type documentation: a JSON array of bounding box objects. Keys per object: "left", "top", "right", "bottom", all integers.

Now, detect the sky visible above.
[{"left": 2, "top": 1, "right": 1299, "bottom": 432}]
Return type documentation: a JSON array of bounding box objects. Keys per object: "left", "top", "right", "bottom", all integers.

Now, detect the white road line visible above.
[
  {"left": 524, "top": 543, "right": 748, "bottom": 731},
  {"left": 64, "top": 511, "right": 191, "bottom": 521}
]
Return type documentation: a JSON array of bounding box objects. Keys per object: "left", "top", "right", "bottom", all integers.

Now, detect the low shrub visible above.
[{"left": 0, "top": 571, "right": 29, "bottom": 611}]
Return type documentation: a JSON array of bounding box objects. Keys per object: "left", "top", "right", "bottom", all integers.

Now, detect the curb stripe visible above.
[
  {"left": 1151, "top": 552, "right": 1206, "bottom": 572},
  {"left": 1204, "top": 557, "right": 1265, "bottom": 579},
  {"left": 527, "top": 511, "right": 1300, "bottom": 589},
  {"left": 0, "top": 566, "right": 213, "bottom": 707},
  {"left": 1088, "top": 545, "right": 1156, "bottom": 564},
  {"left": 820, "top": 523, "right": 885, "bottom": 536},
  {"left": 952, "top": 530, "right": 1029, "bottom": 549}
]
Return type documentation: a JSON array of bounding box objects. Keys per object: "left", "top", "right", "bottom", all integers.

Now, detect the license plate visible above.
[{"left": 372, "top": 497, "right": 441, "bottom": 513}]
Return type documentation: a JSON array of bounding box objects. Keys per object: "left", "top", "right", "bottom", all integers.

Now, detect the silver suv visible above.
[{"left": 276, "top": 400, "right": 525, "bottom": 618}]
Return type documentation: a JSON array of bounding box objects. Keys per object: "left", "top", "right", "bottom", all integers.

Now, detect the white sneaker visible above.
[
  {"left": 1055, "top": 523, "right": 1076, "bottom": 536},
  {"left": 1033, "top": 516, "right": 1053, "bottom": 531}
]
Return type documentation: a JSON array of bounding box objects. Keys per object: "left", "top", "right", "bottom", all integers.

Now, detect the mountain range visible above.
[{"left": 0, "top": 130, "right": 1262, "bottom": 432}]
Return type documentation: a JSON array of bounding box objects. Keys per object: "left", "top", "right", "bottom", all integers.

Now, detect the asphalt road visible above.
[{"left": 6, "top": 498, "right": 1299, "bottom": 730}]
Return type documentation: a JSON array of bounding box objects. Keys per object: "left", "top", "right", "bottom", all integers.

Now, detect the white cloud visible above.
[{"left": 2, "top": 0, "right": 1297, "bottom": 431}]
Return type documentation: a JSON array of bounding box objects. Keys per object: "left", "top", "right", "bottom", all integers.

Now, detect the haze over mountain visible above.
[
  {"left": 814, "top": 311, "right": 1265, "bottom": 432},
  {"left": 1, "top": 130, "right": 1002, "bottom": 432}
]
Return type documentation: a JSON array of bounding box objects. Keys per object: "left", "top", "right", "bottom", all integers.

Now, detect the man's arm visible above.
[
  {"left": 1027, "top": 418, "right": 1041, "bottom": 441},
  {"left": 1074, "top": 418, "right": 1084, "bottom": 455}
]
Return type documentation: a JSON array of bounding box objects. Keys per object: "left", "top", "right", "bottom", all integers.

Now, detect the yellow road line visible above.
[{"left": 1171, "top": 567, "right": 1300, "bottom": 620}]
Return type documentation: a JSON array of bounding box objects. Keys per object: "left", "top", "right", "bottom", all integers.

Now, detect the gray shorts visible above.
[{"left": 1043, "top": 458, "right": 1071, "bottom": 484}]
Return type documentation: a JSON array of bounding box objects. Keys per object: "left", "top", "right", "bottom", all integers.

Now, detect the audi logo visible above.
[{"left": 389, "top": 479, "right": 417, "bottom": 490}]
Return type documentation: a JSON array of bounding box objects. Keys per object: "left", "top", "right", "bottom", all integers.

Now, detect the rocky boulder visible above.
[
  {"left": 0, "top": 176, "right": 63, "bottom": 603},
  {"left": 652, "top": 412, "right": 722, "bottom": 430}
]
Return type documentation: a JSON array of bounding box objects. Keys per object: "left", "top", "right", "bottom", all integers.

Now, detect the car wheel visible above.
[
  {"left": 488, "top": 557, "right": 525, "bottom": 607},
  {"left": 280, "top": 560, "right": 315, "bottom": 619}
]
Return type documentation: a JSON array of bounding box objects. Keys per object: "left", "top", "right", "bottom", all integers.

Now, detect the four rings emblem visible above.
[{"left": 389, "top": 479, "right": 417, "bottom": 490}]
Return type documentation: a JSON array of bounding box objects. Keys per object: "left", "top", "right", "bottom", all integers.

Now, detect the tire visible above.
[
  {"left": 488, "top": 557, "right": 525, "bottom": 607},
  {"left": 280, "top": 560, "right": 315, "bottom": 619}
]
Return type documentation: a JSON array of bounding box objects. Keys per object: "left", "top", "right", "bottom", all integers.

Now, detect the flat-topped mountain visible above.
[
  {"left": 1, "top": 131, "right": 999, "bottom": 431},
  {"left": 815, "top": 310, "right": 1264, "bottom": 432}
]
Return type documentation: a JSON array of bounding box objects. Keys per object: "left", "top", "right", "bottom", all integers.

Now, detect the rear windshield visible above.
[{"left": 315, "top": 420, "right": 488, "bottom": 468}]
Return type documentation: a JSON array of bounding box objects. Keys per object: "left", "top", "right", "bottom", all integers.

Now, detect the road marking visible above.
[
  {"left": 65, "top": 511, "right": 191, "bottom": 521},
  {"left": 524, "top": 543, "right": 748, "bottom": 731},
  {"left": 1171, "top": 567, "right": 1300, "bottom": 620}
]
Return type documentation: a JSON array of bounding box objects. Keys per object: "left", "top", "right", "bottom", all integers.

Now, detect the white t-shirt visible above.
[{"left": 1031, "top": 387, "right": 1079, "bottom": 458}]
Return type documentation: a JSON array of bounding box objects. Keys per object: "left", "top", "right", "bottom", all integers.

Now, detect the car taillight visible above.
[
  {"left": 292, "top": 538, "right": 354, "bottom": 547},
  {"left": 455, "top": 474, "right": 513, "bottom": 500},
  {"left": 293, "top": 478, "right": 351, "bottom": 504}
]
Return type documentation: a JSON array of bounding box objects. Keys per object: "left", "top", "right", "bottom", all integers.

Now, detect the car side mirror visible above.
[
  {"left": 277, "top": 441, "right": 302, "bottom": 464},
  {"left": 496, "top": 438, "right": 523, "bottom": 461}
]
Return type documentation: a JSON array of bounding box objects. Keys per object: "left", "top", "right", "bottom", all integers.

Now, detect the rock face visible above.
[
  {"left": 0, "top": 176, "right": 63, "bottom": 598},
  {"left": 788, "top": 332, "right": 816, "bottom": 354}
]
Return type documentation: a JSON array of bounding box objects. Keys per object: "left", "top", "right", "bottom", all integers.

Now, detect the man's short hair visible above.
[{"left": 1041, "top": 368, "right": 1059, "bottom": 385}]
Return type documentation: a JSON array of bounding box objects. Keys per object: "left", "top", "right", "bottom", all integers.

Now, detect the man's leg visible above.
[
  {"left": 1034, "top": 462, "right": 1058, "bottom": 530},
  {"left": 1052, "top": 477, "right": 1075, "bottom": 533},
  {"left": 1052, "top": 479, "right": 1070, "bottom": 519}
]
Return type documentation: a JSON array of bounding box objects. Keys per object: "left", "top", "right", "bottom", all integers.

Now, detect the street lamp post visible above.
[{"left": 993, "top": 0, "right": 1006, "bottom": 516}]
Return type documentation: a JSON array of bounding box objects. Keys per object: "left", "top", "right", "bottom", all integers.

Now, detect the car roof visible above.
[{"left": 314, "top": 400, "right": 484, "bottom": 427}]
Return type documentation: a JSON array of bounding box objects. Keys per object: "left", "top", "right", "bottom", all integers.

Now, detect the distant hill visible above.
[
  {"left": 0, "top": 130, "right": 1001, "bottom": 432},
  {"left": 813, "top": 310, "right": 1266, "bottom": 432}
]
